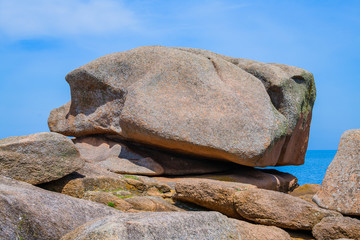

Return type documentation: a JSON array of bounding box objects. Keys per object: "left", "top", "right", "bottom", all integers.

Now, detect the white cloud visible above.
[{"left": 0, "top": 0, "right": 139, "bottom": 38}]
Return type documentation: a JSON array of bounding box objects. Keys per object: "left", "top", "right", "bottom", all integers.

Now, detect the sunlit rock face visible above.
[
  {"left": 313, "top": 129, "right": 360, "bottom": 216},
  {"left": 48, "top": 46, "right": 316, "bottom": 167}
]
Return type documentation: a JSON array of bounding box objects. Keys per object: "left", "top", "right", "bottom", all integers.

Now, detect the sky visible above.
[{"left": 0, "top": 0, "right": 359, "bottom": 150}]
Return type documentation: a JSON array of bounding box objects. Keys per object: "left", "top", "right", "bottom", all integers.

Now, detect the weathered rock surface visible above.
[
  {"left": 312, "top": 216, "right": 360, "bottom": 240},
  {"left": 313, "top": 129, "right": 360, "bottom": 215},
  {"left": 234, "top": 188, "right": 341, "bottom": 230},
  {"left": 60, "top": 212, "right": 241, "bottom": 240},
  {"left": 49, "top": 46, "right": 316, "bottom": 167},
  {"left": 156, "top": 166, "right": 297, "bottom": 195},
  {"left": 82, "top": 191, "right": 133, "bottom": 211},
  {"left": 0, "top": 176, "right": 119, "bottom": 240},
  {"left": 74, "top": 136, "right": 232, "bottom": 176},
  {"left": 82, "top": 190, "right": 181, "bottom": 212},
  {"left": 174, "top": 178, "right": 257, "bottom": 218},
  {"left": 235, "top": 220, "right": 291, "bottom": 240},
  {"left": 39, "top": 166, "right": 173, "bottom": 199},
  {"left": 290, "top": 184, "right": 320, "bottom": 204},
  {"left": 61, "top": 211, "right": 291, "bottom": 240},
  {"left": 0, "top": 132, "right": 84, "bottom": 184}
]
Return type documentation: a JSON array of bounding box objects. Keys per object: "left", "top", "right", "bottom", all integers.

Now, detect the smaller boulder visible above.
[
  {"left": 312, "top": 216, "right": 360, "bottom": 240},
  {"left": 0, "top": 132, "right": 84, "bottom": 184},
  {"left": 313, "top": 129, "right": 360, "bottom": 216},
  {"left": 174, "top": 178, "right": 256, "bottom": 218},
  {"left": 234, "top": 188, "right": 340, "bottom": 230},
  {"left": 0, "top": 176, "right": 119, "bottom": 240}
]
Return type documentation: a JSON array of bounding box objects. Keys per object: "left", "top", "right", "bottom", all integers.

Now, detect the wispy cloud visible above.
[{"left": 0, "top": 0, "right": 139, "bottom": 38}]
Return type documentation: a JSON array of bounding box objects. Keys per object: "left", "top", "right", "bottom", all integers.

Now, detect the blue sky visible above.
[{"left": 0, "top": 0, "right": 359, "bottom": 150}]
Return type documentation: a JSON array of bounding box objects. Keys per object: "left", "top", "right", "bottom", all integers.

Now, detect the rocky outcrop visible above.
[
  {"left": 73, "top": 136, "right": 233, "bottom": 176},
  {"left": 0, "top": 176, "right": 119, "bottom": 240},
  {"left": 312, "top": 216, "right": 360, "bottom": 240},
  {"left": 49, "top": 46, "right": 316, "bottom": 167},
  {"left": 313, "top": 129, "right": 360, "bottom": 216},
  {"left": 60, "top": 211, "right": 291, "bottom": 240},
  {"left": 0, "top": 132, "right": 84, "bottom": 184},
  {"left": 234, "top": 188, "right": 340, "bottom": 230}
]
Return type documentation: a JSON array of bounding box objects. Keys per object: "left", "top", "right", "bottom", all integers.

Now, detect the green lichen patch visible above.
[{"left": 123, "top": 175, "right": 140, "bottom": 180}]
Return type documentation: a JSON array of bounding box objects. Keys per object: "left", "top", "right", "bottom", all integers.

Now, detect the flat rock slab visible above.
[
  {"left": 0, "top": 132, "right": 84, "bottom": 184},
  {"left": 234, "top": 188, "right": 341, "bottom": 230},
  {"left": 60, "top": 211, "right": 291, "bottom": 240},
  {"left": 312, "top": 216, "right": 360, "bottom": 240},
  {"left": 73, "top": 136, "right": 232, "bottom": 176},
  {"left": 155, "top": 166, "right": 297, "bottom": 192},
  {"left": 313, "top": 129, "right": 360, "bottom": 215},
  {"left": 49, "top": 46, "right": 316, "bottom": 167},
  {"left": 0, "top": 176, "right": 119, "bottom": 240}
]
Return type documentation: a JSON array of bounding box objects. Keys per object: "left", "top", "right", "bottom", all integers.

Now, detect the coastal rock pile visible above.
[{"left": 1, "top": 46, "right": 359, "bottom": 239}]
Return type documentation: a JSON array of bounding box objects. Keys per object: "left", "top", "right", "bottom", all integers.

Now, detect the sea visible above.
[{"left": 259, "top": 150, "right": 337, "bottom": 186}]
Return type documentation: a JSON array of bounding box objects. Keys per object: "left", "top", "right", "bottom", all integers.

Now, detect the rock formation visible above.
[
  {"left": 48, "top": 46, "right": 316, "bottom": 167},
  {"left": 0, "top": 132, "right": 84, "bottom": 184},
  {"left": 6, "top": 47, "right": 358, "bottom": 240}
]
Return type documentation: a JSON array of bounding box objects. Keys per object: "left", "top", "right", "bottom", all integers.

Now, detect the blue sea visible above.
[{"left": 261, "top": 150, "right": 337, "bottom": 185}]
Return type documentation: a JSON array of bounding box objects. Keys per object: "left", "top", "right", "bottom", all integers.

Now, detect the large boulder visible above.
[
  {"left": 0, "top": 176, "right": 119, "bottom": 240},
  {"left": 60, "top": 212, "right": 291, "bottom": 240},
  {"left": 0, "top": 132, "right": 84, "bottom": 184},
  {"left": 49, "top": 46, "right": 316, "bottom": 167},
  {"left": 312, "top": 216, "right": 360, "bottom": 240},
  {"left": 73, "top": 136, "right": 233, "bottom": 176},
  {"left": 313, "top": 129, "right": 360, "bottom": 216},
  {"left": 234, "top": 188, "right": 340, "bottom": 230}
]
